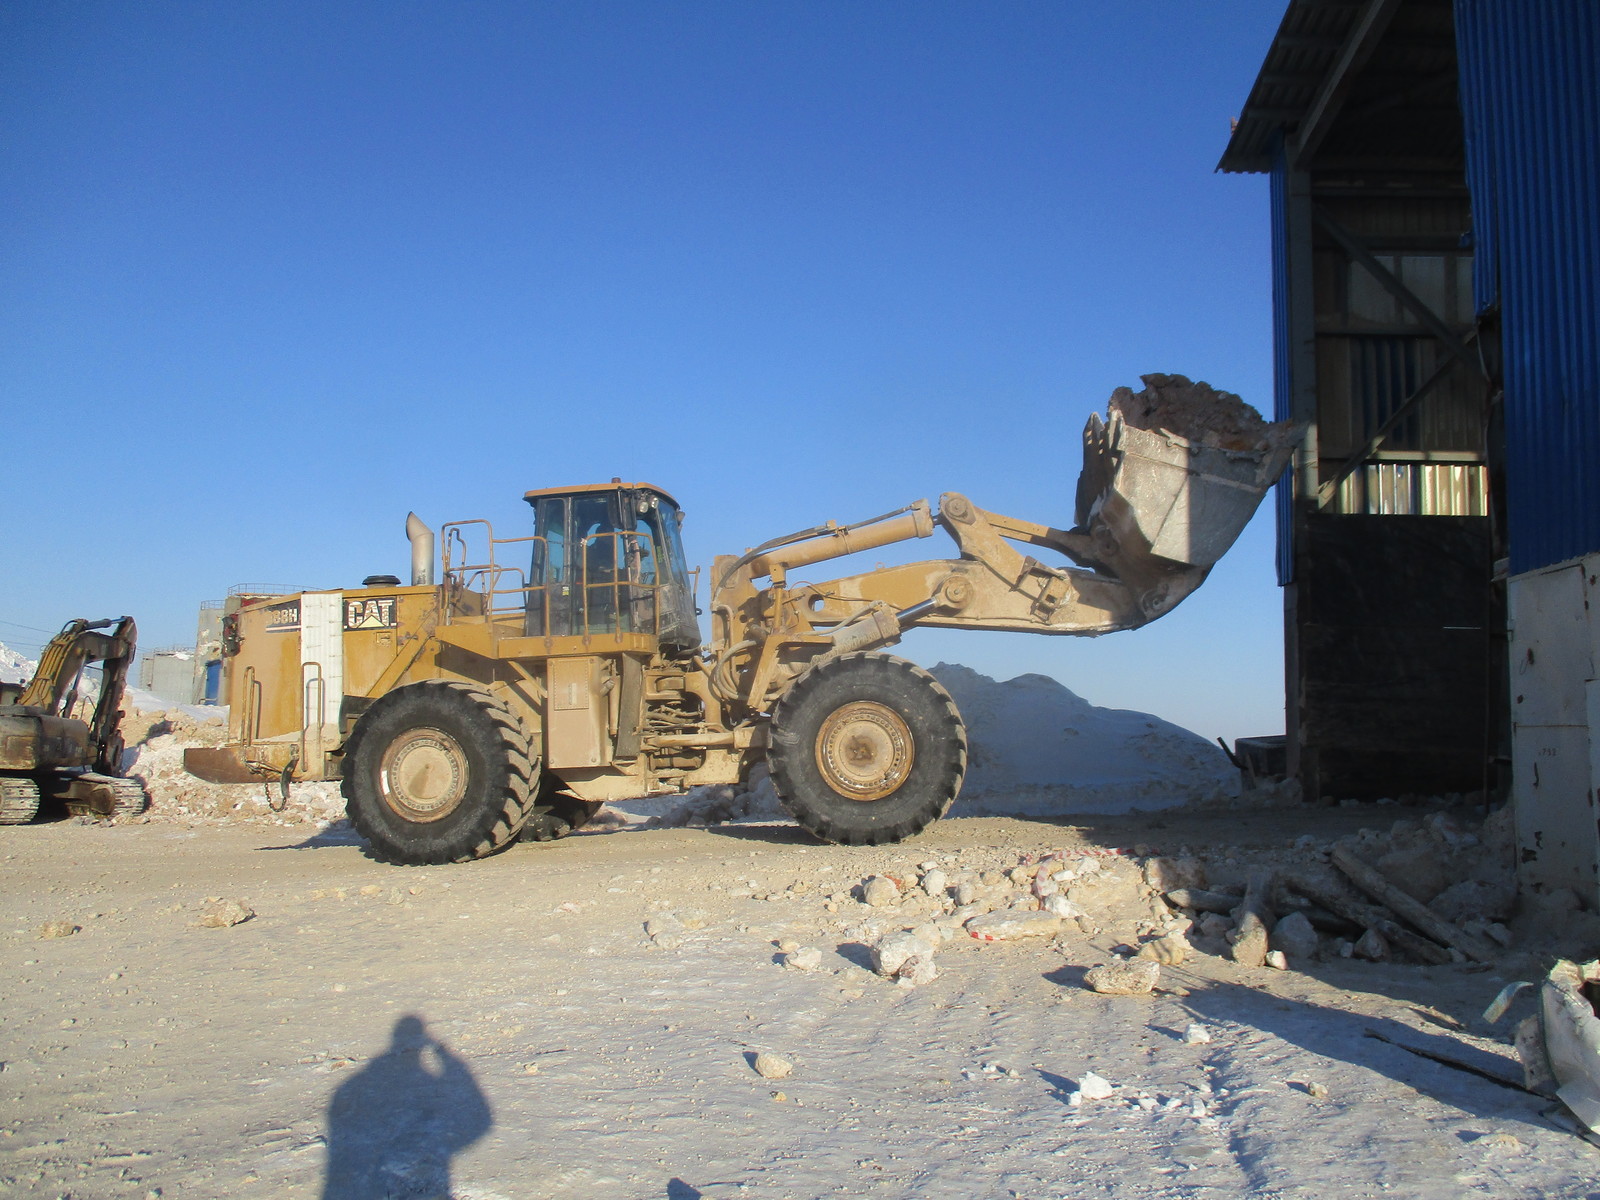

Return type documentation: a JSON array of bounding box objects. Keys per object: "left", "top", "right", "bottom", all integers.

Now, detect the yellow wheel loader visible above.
[
  {"left": 185, "top": 376, "right": 1300, "bottom": 864},
  {"left": 1, "top": 617, "right": 148, "bottom": 822}
]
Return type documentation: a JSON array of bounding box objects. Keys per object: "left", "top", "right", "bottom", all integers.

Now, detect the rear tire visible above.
[
  {"left": 342, "top": 681, "right": 536, "bottom": 864},
  {"left": 767, "top": 653, "right": 966, "bottom": 845}
]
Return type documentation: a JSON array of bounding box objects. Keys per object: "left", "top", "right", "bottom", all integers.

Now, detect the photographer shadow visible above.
[{"left": 323, "top": 1013, "right": 491, "bottom": 1199}]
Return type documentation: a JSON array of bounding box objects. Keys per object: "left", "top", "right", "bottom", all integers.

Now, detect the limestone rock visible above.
[
  {"left": 1353, "top": 929, "right": 1389, "bottom": 961},
  {"left": 1143, "top": 857, "right": 1207, "bottom": 893},
  {"left": 753, "top": 1052, "right": 792, "bottom": 1080},
  {"left": 1076, "top": 1071, "right": 1115, "bottom": 1100},
  {"left": 1138, "top": 933, "right": 1189, "bottom": 965},
  {"left": 1043, "top": 894, "right": 1085, "bottom": 920},
  {"left": 873, "top": 930, "right": 936, "bottom": 977},
  {"left": 1429, "top": 878, "right": 1516, "bottom": 924},
  {"left": 1373, "top": 844, "right": 1451, "bottom": 906},
  {"left": 1271, "top": 911, "right": 1319, "bottom": 962},
  {"left": 1084, "top": 960, "right": 1160, "bottom": 995},
  {"left": 783, "top": 947, "right": 823, "bottom": 972},
  {"left": 863, "top": 876, "right": 901, "bottom": 907},
  {"left": 1196, "top": 912, "right": 1232, "bottom": 940},
  {"left": 965, "top": 909, "right": 1063, "bottom": 942},
  {"left": 645, "top": 914, "right": 683, "bottom": 939},
  {"left": 196, "top": 899, "right": 254, "bottom": 929},
  {"left": 895, "top": 954, "right": 940, "bottom": 987}
]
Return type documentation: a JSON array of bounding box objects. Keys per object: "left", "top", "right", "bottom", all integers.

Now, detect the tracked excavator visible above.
[
  {"left": 1, "top": 616, "right": 149, "bottom": 823},
  {"left": 185, "top": 376, "right": 1301, "bottom": 864}
]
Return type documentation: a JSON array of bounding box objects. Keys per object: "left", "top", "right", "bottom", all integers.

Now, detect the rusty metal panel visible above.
[
  {"left": 1457, "top": 0, "right": 1600, "bottom": 571},
  {"left": 226, "top": 596, "right": 306, "bottom": 744}
]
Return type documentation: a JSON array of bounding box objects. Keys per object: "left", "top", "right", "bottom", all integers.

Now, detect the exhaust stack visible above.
[{"left": 406, "top": 513, "right": 435, "bottom": 586}]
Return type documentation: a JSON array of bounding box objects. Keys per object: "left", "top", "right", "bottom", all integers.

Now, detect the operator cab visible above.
[{"left": 523, "top": 481, "right": 701, "bottom": 654}]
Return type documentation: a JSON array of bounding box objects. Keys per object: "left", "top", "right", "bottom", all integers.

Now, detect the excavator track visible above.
[
  {"left": 105, "top": 777, "right": 150, "bottom": 818},
  {"left": 0, "top": 778, "right": 42, "bottom": 825},
  {"left": 63, "top": 774, "right": 150, "bottom": 819}
]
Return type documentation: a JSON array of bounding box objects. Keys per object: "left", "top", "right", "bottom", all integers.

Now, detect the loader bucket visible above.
[{"left": 1075, "top": 375, "right": 1301, "bottom": 581}]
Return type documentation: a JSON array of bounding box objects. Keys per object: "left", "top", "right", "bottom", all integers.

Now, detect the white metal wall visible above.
[
  {"left": 1509, "top": 555, "right": 1600, "bottom": 905},
  {"left": 299, "top": 592, "right": 345, "bottom": 733}
]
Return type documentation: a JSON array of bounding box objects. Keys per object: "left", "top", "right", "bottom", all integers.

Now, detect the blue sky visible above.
[{"left": 1, "top": 1, "right": 1290, "bottom": 742}]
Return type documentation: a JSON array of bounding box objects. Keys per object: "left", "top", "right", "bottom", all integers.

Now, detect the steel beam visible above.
[{"left": 1291, "top": 0, "right": 1404, "bottom": 167}]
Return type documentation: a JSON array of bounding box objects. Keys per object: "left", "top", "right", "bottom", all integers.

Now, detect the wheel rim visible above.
[
  {"left": 814, "top": 701, "right": 915, "bottom": 801},
  {"left": 378, "top": 727, "right": 469, "bottom": 822}
]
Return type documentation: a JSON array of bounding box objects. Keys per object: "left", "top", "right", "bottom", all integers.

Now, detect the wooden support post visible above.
[
  {"left": 1285, "top": 872, "right": 1451, "bottom": 965},
  {"left": 1165, "top": 888, "right": 1242, "bottom": 915},
  {"left": 1228, "top": 867, "right": 1276, "bottom": 968},
  {"left": 1329, "top": 846, "right": 1499, "bottom": 963}
]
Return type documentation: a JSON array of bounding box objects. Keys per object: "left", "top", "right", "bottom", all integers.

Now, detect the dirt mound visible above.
[
  {"left": 1109, "top": 372, "right": 1283, "bottom": 452},
  {"left": 119, "top": 706, "right": 345, "bottom": 825}
]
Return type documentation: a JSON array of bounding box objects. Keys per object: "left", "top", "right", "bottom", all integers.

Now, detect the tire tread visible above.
[
  {"left": 767, "top": 653, "right": 966, "bottom": 846},
  {"left": 343, "top": 681, "right": 536, "bottom": 865}
]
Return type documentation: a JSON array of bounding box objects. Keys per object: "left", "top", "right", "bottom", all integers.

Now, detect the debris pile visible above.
[
  {"left": 836, "top": 848, "right": 1192, "bottom": 989},
  {"left": 1109, "top": 373, "right": 1292, "bottom": 454},
  {"left": 119, "top": 708, "right": 346, "bottom": 825},
  {"left": 1153, "top": 805, "right": 1600, "bottom": 967},
  {"left": 795, "top": 805, "right": 1599, "bottom": 1003}
]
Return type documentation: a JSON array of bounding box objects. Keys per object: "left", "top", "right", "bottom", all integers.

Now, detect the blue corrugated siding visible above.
[
  {"left": 1270, "top": 138, "right": 1295, "bottom": 586},
  {"left": 1456, "top": 0, "right": 1600, "bottom": 572}
]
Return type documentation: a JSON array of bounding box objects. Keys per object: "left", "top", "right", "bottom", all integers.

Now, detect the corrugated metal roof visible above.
[
  {"left": 1221, "top": 0, "right": 1461, "bottom": 175},
  {"left": 1456, "top": 0, "right": 1600, "bottom": 571}
]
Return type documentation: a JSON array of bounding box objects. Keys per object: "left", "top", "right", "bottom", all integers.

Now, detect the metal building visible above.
[
  {"left": 1222, "top": 0, "right": 1599, "bottom": 902},
  {"left": 138, "top": 649, "right": 197, "bottom": 707},
  {"left": 1454, "top": 0, "right": 1600, "bottom": 903}
]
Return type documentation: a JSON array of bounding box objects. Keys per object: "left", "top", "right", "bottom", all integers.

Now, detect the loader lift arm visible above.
[{"left": 709, "top": 383, "right": 1300, "bottom": 717}]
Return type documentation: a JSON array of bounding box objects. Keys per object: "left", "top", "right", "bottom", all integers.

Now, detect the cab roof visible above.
[{"left": 522, "top": 481, "right": 680, "bottom": 507}]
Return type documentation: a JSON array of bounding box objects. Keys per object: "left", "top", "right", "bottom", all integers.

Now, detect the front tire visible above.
[
  {"left": 766, "top": 653, "right": 966, "bottom": 845},
  {"left": 342, "top": 681, "right": 536, "bottom": 864}
]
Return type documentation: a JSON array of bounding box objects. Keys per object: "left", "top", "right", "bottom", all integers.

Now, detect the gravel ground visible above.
[{"left": 2, "top": 805, "right": 1597, "bottom": 1200}]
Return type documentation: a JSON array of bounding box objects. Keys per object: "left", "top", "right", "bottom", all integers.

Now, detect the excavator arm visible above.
[
  {"left": 17, "top": 617, "right": 137, "bottom": 774},
  {"left": 708, "top": 376, "right": 1301, "bottom": 714}
]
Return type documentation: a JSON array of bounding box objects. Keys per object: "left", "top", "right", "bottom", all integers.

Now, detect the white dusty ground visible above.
[
  {"left": 2, "top": 648, "right": 1598, "bottom": 1198},
  {"left": 4, "top": 809, "right": 1598, "bottom": 1200}
]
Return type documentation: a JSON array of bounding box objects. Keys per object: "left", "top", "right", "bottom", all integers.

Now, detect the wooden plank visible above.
[
  {"left": 1285, "top": 872, "right": 1452, "bottom": 965},
  {"left": 1228, "top": 867, "right": 1276, "bottom": 968},
  {"left": 1330, "top": 845, "right": 1498, "bottom": 962}
]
